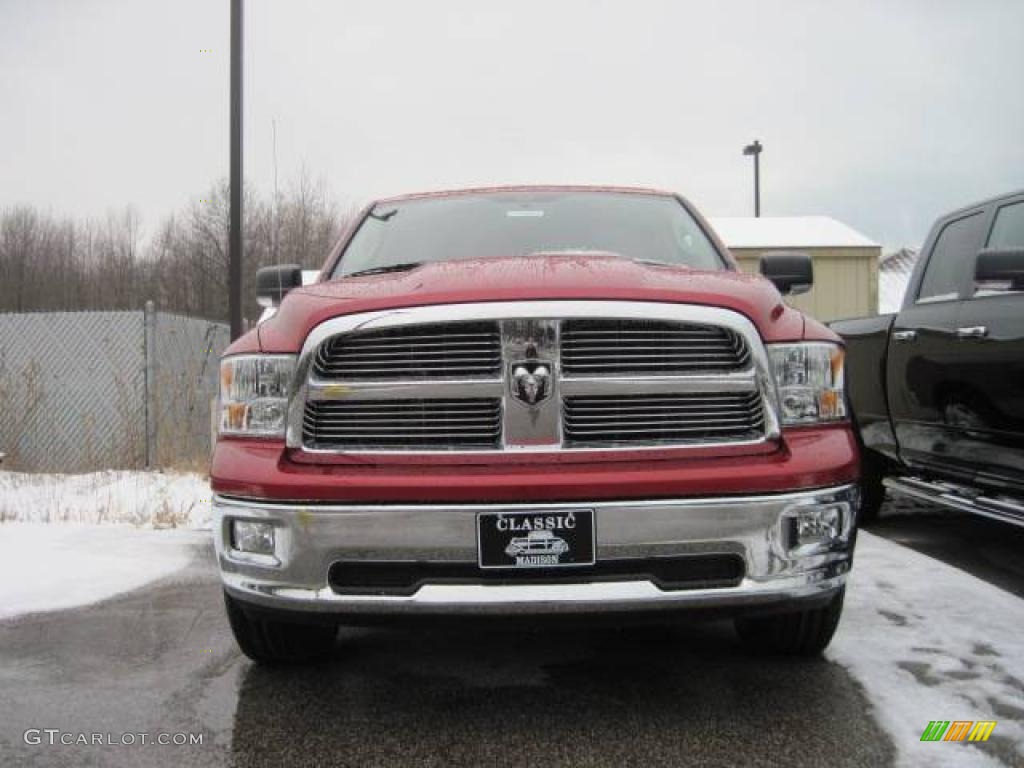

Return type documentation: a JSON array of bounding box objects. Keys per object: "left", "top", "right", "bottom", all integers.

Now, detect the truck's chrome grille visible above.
[
  {"left": 561, "top": 319, "right": 749, "bottom": 375},
  {"left": 563, "top": 392, "right": 765, "bottom": 446},
  {"left": 291, "top": 302, "right": 779, "bottom": 453},
  {"left": 313, "top": 321, "right": 501, "bottom": 379},
  {"left": 303, "top": 398, "right": 502, "bottom": 449}
]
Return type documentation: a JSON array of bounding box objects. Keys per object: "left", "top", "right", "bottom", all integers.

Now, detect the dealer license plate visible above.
[{"left": 477, "top": 509, "right": 595, "bottom": 570}]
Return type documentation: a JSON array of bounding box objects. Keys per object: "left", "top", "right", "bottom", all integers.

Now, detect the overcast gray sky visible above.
[{"left": 2, "top": 0, "right": 1022, "bottom": 252}]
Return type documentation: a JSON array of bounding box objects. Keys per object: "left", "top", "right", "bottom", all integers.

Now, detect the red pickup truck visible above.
[{"left": 212, "top": 186, "right": 859, "bottom": 663}]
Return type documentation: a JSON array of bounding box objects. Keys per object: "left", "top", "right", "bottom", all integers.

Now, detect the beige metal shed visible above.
[{"left": 709, "top": 216, "right": 881, "bottom": 322}]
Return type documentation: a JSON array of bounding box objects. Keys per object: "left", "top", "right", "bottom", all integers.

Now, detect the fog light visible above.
[
  {"left": 231, "top": 520, "right": 275, "bottom": 556},
  {"left": 787, "top": 503, "right": 847, "bottom": 555}
]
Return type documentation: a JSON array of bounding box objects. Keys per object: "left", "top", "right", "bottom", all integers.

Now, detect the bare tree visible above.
[{"left": 0, "top": 174, "right": 350, "bottom": 321}]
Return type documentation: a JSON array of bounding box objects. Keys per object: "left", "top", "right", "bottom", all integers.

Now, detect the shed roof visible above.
[{"left": 709, "top": 216, "right": 879, "bottom": 250}]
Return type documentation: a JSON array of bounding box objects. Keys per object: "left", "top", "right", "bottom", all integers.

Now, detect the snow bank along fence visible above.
[{"left": 0, "top": 305, "right": 229, "bottom": 471}]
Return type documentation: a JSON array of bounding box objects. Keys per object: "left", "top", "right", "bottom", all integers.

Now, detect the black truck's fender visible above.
[
  {"left": 830, "top": 313, "right": 899, "bottom": 460},
  {"left": 830, "top": 313, "right": 899, "bottom": 521}
]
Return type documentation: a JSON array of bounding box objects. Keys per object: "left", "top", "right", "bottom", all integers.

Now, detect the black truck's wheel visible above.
[
  {"left": 224, "top": 591, "right": 337, "bottom": 664},
  {"left": 857, "top": 450, "right": 887, "bottom": 524},
  {"left": 735, "top": 587, "right": 845, "bottom": 657}
]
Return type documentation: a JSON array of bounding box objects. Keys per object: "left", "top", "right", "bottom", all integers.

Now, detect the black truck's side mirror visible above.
[
  {"left": 256, "top": 264, "right": 304, "bottom": 308},
  {"left": 759, "top": 252, "right": 814, "bottom": 296},
  {"left": 975, "top": 248, "right": 1024, "bottom": 291}
]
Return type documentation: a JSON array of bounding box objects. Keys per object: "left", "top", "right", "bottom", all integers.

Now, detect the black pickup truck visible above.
[{"left": 831, "top": 189, "right": 1024, "bottom": 526}]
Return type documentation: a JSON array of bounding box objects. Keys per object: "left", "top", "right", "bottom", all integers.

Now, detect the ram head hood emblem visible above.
[{"left": 510, "top": 362, "right": 552, "bottom": 406}]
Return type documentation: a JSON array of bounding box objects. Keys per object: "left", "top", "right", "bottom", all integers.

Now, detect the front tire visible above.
[
  {"left": 735, "top": 587, "right": 845, "bottom": 657},
  {"left": 224, "top": 591, "right": 337, "bottom": 664}
]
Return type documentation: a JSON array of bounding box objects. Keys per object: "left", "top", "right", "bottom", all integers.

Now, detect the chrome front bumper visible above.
[{"left": 214, "top": 485, "right": 857, "bottom": 618}]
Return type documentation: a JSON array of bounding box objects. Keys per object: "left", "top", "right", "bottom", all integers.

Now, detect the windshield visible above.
[{"left": 333, "top": 191, "right": 724, "bottom": 277}]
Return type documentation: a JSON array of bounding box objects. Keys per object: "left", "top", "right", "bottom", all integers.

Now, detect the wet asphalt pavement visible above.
[
  {"left": 0, "top": 540, "right": 894, "bottom": 767},
  {"left": 0, "top": 494, "right": 1019, "bottom": 768},
  {"left": 867, "top": 494, "right": 1024, "bottom": 599}
]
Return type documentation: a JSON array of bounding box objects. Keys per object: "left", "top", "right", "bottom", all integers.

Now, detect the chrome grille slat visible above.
[
  {"left": 305, "top": 417, "right": 500, "bottom": 427},
  {"left": 566, "top": 424, "right": 759, "bottom": 434},
  {"left": 304, "top": 407, "right": 495, "bottom": 416},
  {"left": 318, "top": 364, "right": 497, "bottom": 373},
  {"left": 342, "top": 332, "right": 495, "bottom": 342},
  {"left": 565, "top": 355, "right": 740, "bottom": 361},
  {"left": 566, "top": 410, "right": 758, "bottom": 420},
  {"left": 565, "top": 420, "right": 759, "bottom": 430},
  {"left": 565, "top": 346, "right": 741, "bottom": 352},
  {"left": 562, "top": 330, "right": 730, "bottom": 337},
  {"left": 323, "top": 350, "right": 495, "bottom": 359},
  {"left": 567, "top": 402, "right": 759, "bottom": 414},
  {"left": 559, "top": 361, "right": 739, "bottom": 369},
  {"left": 342, "top": 336, "right": 495, "bottom": 345},
  {"left": 563, "top": 337, "right": 731, "bottom": 343},
  {"left": 311, "top": 430, "right": 500, "bottom": 436},
  {"left": 567, "top": 395, "right": 755, "bottom": 406},
  {"left": 305, "top": 415, "right": 502, "bottom": 427}
]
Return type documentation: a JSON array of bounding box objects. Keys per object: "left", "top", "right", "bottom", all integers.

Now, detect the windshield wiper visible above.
[
  {"left": 345, "top": 261, "right": 424, "bottom": 278},
  {"left": 522, "top": 251, "right": 681, "bottom": 269},
  {"left": 629, "top": 257, "right": 681, "bottom": 268}
]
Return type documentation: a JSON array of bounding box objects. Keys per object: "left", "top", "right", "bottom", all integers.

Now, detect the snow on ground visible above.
[
  {"left": 0, "top": 470, "right": 212, "bottom": 529},
  {"left": 831, "top": 531, "right": 1024, "bottom": 767},
  {"left": 0, "top": 523, "right": 205, "bottom": 621},
  {"left": 0, "top": 470, "right": 211, "bottom": 621}
]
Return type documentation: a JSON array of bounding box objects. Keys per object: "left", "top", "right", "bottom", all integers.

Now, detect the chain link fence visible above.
[{"left": 0, "top": 307, "right": 228, "bottom": 472}]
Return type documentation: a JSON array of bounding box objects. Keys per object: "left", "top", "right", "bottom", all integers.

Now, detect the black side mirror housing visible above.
[
  {"left": 759, "top": 252, "right": 814, "bottom": 295},
  {"left": 256, "top": 264, "right": 304, "bottom": 308},
  {"left": 975, "top": 248, "right": 1024, "bottom": 290}
]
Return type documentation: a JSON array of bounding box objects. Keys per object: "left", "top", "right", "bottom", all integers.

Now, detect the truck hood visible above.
[{"left": 255, "top": 253, "right": 811, "bottom": 352}]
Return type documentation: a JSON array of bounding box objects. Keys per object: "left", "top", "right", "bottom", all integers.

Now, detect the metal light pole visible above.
[
  {"left": 229, "top": 0, "right": 244, "bottom": 339},
  {"left": 742, "top": 140, "right": 762, "bottom": 217}
]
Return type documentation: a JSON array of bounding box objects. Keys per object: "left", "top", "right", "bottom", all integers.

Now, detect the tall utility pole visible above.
[
  {"left": 742, "top": 140, "right": 763, "bottom": 217},
  {"left": 229, "top": 0, "right": 244, "bottom": 339}
]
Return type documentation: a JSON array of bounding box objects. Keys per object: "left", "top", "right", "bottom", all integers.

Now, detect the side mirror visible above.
[
  {"left": 759, "top": 252, "right": 813, "bottom": 295},
  {"left": 975, "top": 248, "right": 1024, "bottom": 291},
  {"left": 256, "top": 264, "right": 303, "bottom": 308}
]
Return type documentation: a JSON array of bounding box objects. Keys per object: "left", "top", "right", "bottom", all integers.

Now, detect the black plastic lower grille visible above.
[{"left": 328, "top": 554, "right": 745, "bottom": 596}]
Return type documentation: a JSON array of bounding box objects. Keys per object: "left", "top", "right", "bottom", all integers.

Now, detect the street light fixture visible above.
[{"left": 743, "top": 140, "right": 763, "bottom": 217}]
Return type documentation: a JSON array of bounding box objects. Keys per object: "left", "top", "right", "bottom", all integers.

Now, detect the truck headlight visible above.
[
  {"left": 767, "top": 342, "right": 846, "bottom": 425},
  {"left": 219, "top": 355, "right": 296, "bottom": 437}
]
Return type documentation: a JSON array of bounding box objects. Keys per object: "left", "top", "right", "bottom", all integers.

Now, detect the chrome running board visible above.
[{"left": 885, "top": 476, "right": 1024, "bottom": 529}]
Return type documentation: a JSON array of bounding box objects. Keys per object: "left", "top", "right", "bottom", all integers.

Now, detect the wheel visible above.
[
  {"left": 858, "top": 450, "right": 887, "bottom": 524},
  {"left": 224, "top": 591, "right": 337, "bottom": 664},
  {"left": 735, "top": 587, "right": 845, "bottom": 657}
]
